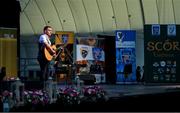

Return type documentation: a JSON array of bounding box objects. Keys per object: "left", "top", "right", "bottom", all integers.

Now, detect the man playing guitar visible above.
[{"left": 37, "top": 26, "right": 56, "bottom": 85}]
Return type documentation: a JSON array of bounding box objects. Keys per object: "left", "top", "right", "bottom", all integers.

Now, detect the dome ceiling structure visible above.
[{"left": 19, "top": 0, "right": 180, "bottom": 37}]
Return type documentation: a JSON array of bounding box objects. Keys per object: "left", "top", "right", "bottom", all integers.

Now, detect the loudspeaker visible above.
[{"left": 78, "top": 75, "right": 96, "bottom": 85}]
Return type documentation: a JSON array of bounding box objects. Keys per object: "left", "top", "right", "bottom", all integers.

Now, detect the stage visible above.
[
  {"left": 55, "top": 83, "right": 180, "bottom": 112},
  {"left": 95, "top": 84, "right": 180, "bottom": 98},
  {"left": 6, "top": 82, "right": 180, "bottom": 112}
]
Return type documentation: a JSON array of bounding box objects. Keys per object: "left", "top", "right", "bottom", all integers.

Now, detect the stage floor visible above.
[
  {"left": 57, "top": 83, "right": 180, "bottom": 98},
  {"left": 54, "top": 83, "right": 180, "bottom": 111}
]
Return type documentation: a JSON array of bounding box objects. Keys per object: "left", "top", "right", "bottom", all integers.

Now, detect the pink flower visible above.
[{"left": 2, "top": 90, "right": 10, "bottom": 97}]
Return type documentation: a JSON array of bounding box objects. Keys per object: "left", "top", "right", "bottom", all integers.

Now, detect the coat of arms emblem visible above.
[{"left": 80, "top": 47, "right": 89, "bottom": 59}]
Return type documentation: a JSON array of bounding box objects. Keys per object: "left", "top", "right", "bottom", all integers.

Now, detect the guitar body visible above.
[{"left": 44, "top": 45, "right": 56, "bottom": 61}]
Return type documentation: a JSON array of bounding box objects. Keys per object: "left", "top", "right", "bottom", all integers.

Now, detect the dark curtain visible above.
[{"left": 97, "top": 35, "right": 116, "bottom": 84}]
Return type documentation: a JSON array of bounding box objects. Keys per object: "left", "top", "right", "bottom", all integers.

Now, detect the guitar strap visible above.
[
  {"left": 41, "top": 35, "right": 51, "bottom": 54},
  {"left": 45, "top": 35, "right": 51, "bottom": 45}
]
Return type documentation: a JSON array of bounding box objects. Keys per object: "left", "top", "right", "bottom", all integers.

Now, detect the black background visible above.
[{"left": 144, "top": 25, "right": 180, "bottom": 83}]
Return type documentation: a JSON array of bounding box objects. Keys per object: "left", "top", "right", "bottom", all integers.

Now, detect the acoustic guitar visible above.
[{"left": 44, "top": 45, "right": 61, "bottom": 61}]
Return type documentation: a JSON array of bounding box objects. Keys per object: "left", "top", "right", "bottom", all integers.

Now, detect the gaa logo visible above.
[
  {"left": 167, "top": 24, "right": 176, "bottom": 36},
  {"left": 117, "top": 31, "right": 125, "bottom": 42},
  {"left": 152, "top": 24, "right": 160, "bottom": 36}
]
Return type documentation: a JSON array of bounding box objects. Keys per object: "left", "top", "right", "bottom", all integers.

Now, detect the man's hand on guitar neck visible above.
[{"left": 56, "top": 46, "right": 63, "bottom": 51}]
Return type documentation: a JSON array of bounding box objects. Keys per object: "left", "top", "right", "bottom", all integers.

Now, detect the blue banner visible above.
[{"left": 115, "top": 30, "right": 136, "bottom": 84}]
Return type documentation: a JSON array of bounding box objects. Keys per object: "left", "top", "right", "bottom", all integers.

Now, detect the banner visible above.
[
  {"left": 92, "top": 47, "right": 105, "bottom": 61},
  {"left": 76, "top": 44, "right": 94, "bottom": 61},
  {"left": 115, "top": 30, "right": 136, "bottom": 83},
  {"left": 0, "top": 27, "right": 17, "bottom": 78},
  {"left": 144, "top": 25, "right": 180, "bottom": 83},
  {"left": 54, "top": 31, "right": 74, "bottom": 64},
  {"left": 75, "top": 37, "right": 106, "bottom": 83},
  {"left": 55, "top": 31, "right": 74, "bottom": 45}
]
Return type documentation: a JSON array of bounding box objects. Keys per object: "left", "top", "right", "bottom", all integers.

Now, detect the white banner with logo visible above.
[{"left": 76, "top": 44, "right": 94, "bottom": 61}]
